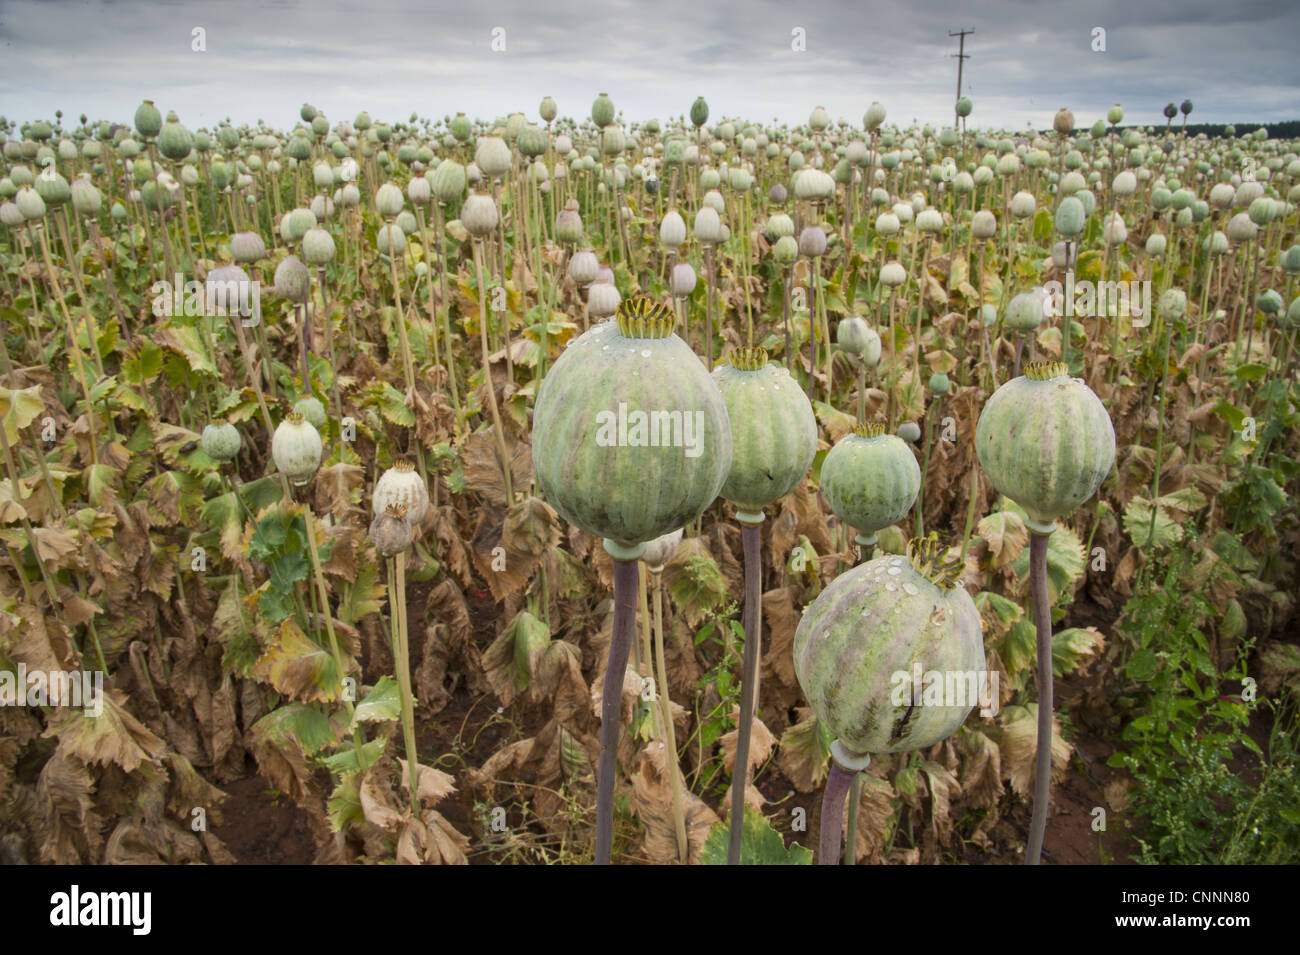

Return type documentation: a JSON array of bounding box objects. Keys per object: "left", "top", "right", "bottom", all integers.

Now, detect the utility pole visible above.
[{"left": 950, "top": 28, "right": 974, "bottom": 127}]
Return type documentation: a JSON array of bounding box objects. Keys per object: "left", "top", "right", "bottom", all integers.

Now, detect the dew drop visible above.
[
  {"left": 887, "top": 566, "right": 902, "bottom": 576},
  {"left": 886, "top": 583, "right": 898, "bottom": 592},
  {"left": 641, "top": 349, "right": 651, "bottom": 357},
  {"left": 903, "top": 583, "right": 919, "bottom": 596}
]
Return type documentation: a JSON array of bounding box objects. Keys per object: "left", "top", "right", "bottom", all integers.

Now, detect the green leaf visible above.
[
  {"left": 0, "top": 385, "right": 44, "bottom": 444},
  {"left": 322, "top": 738, "right": 385, "bottom": 774},
  {"left": 1126, "top": 648, "right": 1160, "bottom": 682},
  {"left": 1053, "top": 627, "right": 1105, "bottom": 676},
  {"left": 1123, "top": 497, "right": 1182, "bottom": 548},
  {"left": 251, "top": 702, "right": 337, "bottom": 754},
  {"left": 699, "top": 806, "right": 811, "bottom": 865},
  {"left": 353, "top": 676, "right": 402, "bottom": 726}
]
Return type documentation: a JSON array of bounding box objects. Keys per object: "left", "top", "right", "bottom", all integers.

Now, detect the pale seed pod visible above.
[
  {"left": 660, "top": 210, "right": 687, "bottom": 248},
  {"left": 694, "top": 205, "right": 722, "bottom": 244},
  {"left": 462, "top": 192, "right": 499, "bottom": 238},
  {"left": 670, "top": 262, "right": 697, "bottom": 297},
  {"left": 879, "top": 262, "right": 907, "bottom": 287},
  {"left": 971, "top": 209, "right": 997, "bottom": 239},
  {"left": 587, "top": 280, "right": 621, "bottom": 318},
  {"left": 568, "top": 249, "right": 599, "bottom": 284},
  {"left": 798, "top": 226, "right": 827, "bottom": 257},
  {"left": 373, "top": 458, "right": 429, "bottom": 525}
]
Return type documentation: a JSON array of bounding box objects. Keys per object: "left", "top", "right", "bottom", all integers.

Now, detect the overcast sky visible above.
[{"left": 0, "top": 0, "right": 1296, "bottom": 134}]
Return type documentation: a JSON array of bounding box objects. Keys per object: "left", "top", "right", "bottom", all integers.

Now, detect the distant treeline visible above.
[{"left": 1045, "top": 121, "right": 1300, "bottom": 141}]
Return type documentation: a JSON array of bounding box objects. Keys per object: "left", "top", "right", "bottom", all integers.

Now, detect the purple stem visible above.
[
  {"left": 727, "top": 521, "right": 763, "bottom": 864},
  {"left": 819, "top": 762, "right": 855, "bottom": 865},
  {"left": 595, "top": 557, "right": 639, "bottom": 865},
  {"left": 1025, "top": 530, "right": 1053, "bottom": 865}
]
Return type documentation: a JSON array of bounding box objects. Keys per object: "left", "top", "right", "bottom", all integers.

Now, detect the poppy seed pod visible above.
[
  {"left": 917, "top": 208, "right": 944, "bottom": 233},
  {"left": 798, "top": 226, "right": 828, "bottom": 258},
  {"left": 272, "top": 413, "right": 323, "bottom": 486},
  {"left": 1112, "top": 170, "right": 1138, "bottom": 196},
  {"left": 462, "top": 193, "right": 499, "bottom": 238},
  {"left": 659, "top": 209, "right": 687, "bottom": 248},
  {"left": 897, "top": 421, "right": 922, "bottom": 443},
  {"left": 1, "top": 201, "right": 23, "bottom": 227},
  {"left": 406, "top": 175, "right": 431, "bottom": 205},
  {"left": 1248, "top": 196, "right": 1277, "bottom": 226},
  {"left": 569, "top": 250, "right": 599, "bottom": 284},
  {"left": 971, "top": 209, "right": 997, "bottom": 239},
  {"left": 773, "top": 235, "right": 799, "bottom": 266},
  {"left": 955, "top": 96, "right": 972, "bottom": 118},
  {"left": 294, "top": 397, "right": 327, "bottom": 431},
  {"left": 836, "top": 316, "right": 876, "bottom": 360},
  {"left": 879, "top": 262, "right": 907, "bottom": 287},
  {"left": 1054, "top": 108, "right": 1075, "bottom": 135},
  {"left": 200, "top": 422, "right": 242, "bottom": 463},
  {"left": 1209, "top": 182, "right": 1236, "bottom": 209},
  {"left": 1107, "top": 104, "right": 1124, "bottom": 125},
  {"left": 587, "top": 280, "right": 621, "bottom": 318},
  {"left": 1145, "top": 233, "right": 1167, "bottom": 256},
  {"left": 875, "top": 212, "right": 901, "bottom": 236},
  {"left": 376, "top": 223, "right": 406, "bottom": 255},
  {"left": 158, "top": 117, "right": 193, "bottom": 161},
  {"left": 1103, "top": 212, "right": 1127, "bottom": 245},
  {"left": 539, "top": 96, "right": 558, "bottom": 123},
  {"left": 303, "top": 227, "right": 335, "bottom": 265},
  {"left": 369, "top": 505, "right": 413, "bottom": 558},
  {"left": 793, "top": 167, "right": 835, "bottom": 201},
  {"left": 70, "top": 178, "right": 101, "bottom": 217},
  {"left": 134, "top": 100, "right": 162, "bottom": 139},
  {"left": 1283, "top": 245, "right": 1300, "bottom": 273},
  {"left": 230, "top": 231, "right": 267, "bottom": 264},
  {"left": 1226, "top": 212, "right": 1257, "bottom": 243},
  {"left": 274, "top": 255, "right": 311, "bottom": 300},
  {"left": 1203, "top": 231, "right": 1229, "bottom": 255},
  {"left": 555, "top": 199, "right": 583, "bottom": 244},
  {"left": 767, "top": 182, "right": 788, "bottom": 204},
  {"left": 432, "top": 159, "right": 466, "bottom": 204},
  {"left": 475, "top": 136, "right": 512, "bottom": 179},
  {"left": 1010, "top": 191, "right": 1036, "bottom": 219},
  {"left": 592, "top": 93, "right": 616, "bottom": 128},
  {"left": 694, "top": 205, "right": 723, "bottom": 244},
  {"left": 863, "top": 101, "right": 887, "bottom": 131},
  {"left": 1007, "top": 288, "right": 1050, "bottom": 331},
  {"left": 1159, "top": 288, "right": 1187, "bottom": 320},
  {"left": 373, "top": 458, "right": 429, "bottom": 525},
  {"left": 16, "top": 187, "right": 45, "bottom": 220},
  {"left": 1235, "top": 181, "right": 1264, "bottom": 208},
  {"left": 670, "top": 262, "right": 697, "bottom": 297},
  {"left": 375, "top": 182, "right": 405, "bottom": 218},
  {"left": 1055, "top": 196, "right": 1086, "bottom": 237}
]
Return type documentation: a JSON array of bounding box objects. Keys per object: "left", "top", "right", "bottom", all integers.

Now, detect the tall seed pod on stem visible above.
[
  {"left": 532, "top": 296, "right": 731, "bottom": 864},
  {"left": 372, "top": 457, "right": 429, "bottom": 811},
  {"left": 795, "top": 536, "right": 984, "bottom": 863},
  {"left": 464, "top": 190, "right": 513, "bottom": 503},
  {"left": 976, "top": 360, "right": 1115, "bottom": 864},
  {"left": 711, "top": 346, "right": 816, "bottom": 863}
]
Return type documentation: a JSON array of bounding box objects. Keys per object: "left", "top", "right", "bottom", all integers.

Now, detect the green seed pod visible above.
[
  {"left": 35, "top": 168, "right": 70, "bottom": 206},
  {"left": 449, "top": 113, "right": 471, "bottom": 142},
  {"left": 230, "top": 231, "right": 267, "bottom": 263},
  {"left": 1054, "top": 196, "right": 1085, "bottom": 237},
  {"left": 158, "top": 116, "right": 193, "bottom": 161},
  {"left": 863, "top": 101, "right": 887, "bottom": 132},
  {"left": 134, "top": 100, "right": 162, "bottom": 139},
  {"left": 1006, "top": 289, "right": 1050, "bottom": 331},
  {"left": 971, "top": 209, "right": 997, "bottom": 239},
  {"left": 200, "top": 422, "right": 242, "bottom": 462},
  {"left": 272, "top": 412, "right": 323, "bottom": 486},
  {"left": 294, "top": 396, "right": 327, "bottom": 431},
  {"left": 955, "top": 96, "right": 972, "bottom": 118},
  {"left": 836, "top": 317, "right": 877, "bottom": 361},
  {"left": 303, "top": 227, "right": 335, "bottom": 266},
  {"left": 591, "top": 93, "right": 616, "bottom": 129},
  {"left": 374, "top": 182, "right": 405, "bottom": 218},
  {"left": 929, "top": 372, "right": 950, "bottom": 394},
  {"left": 16, "top": 185, "right": 45, "bottom": 220},
  {"left": 711, "top": 347, "right": 817, "bottom": 517},
  {"left": 1256, "top": 289, "right": 1283, "bottom": 315},
  {"left": 0, "top": 202, "right": 21, "bottom": 227},
  {"left": 1010, "top": 191, "right": 1036, "bottom": 218},
  {"left": 880, "top": 262, "right": 907, "bottom": 287},
  {"left": 1284, "top": 297, "right": 1300, "bottom": 329},
  {"left": 462, "top": 193, "right": 499, "bottom": 238},
  {"left": 1158, "top": 288, "right": 1187, "bottom": 320},
  {"left": 431, "top": 159, "right": 466, "bottom": 204},
  {"left": 556, "top": 199, "right": 584, "bottom": 244},
  {"left": 793, "top": 536, "right": 984, "bottom": 756},
  {"left": 532, "top": 296, "right": 731, "bottom": 554},
  {"left": 1107, "top": 104, "right": 1124, "bottom": 125},
  {"left": 1226, "top": 212, "right": 1257, "bottom": 243},
  {"left": 980, "top": 304, "right": 997, "bottom": 327},
  {"left": 539, "top": 96, "right": 558, "bottom": 123},
  {"left": 274, "top": 255, "right": 311, "bottom": 300},
  {"left": 822, "top": 422, "right": 920, "bottom": 544},
  {"left": 1282, "top": 245, "right": 1300, "bottom": 273},
  {"left": 1248, "top": 196, "right": 1276, "bottom": 226},
  {"left": 975, "top": 360, "right": 1115, "bottom": 533},
  {"left": 1145, "top": 233, "right": 1167, "bottom": 256},
  {"left": 773, "top": 234, "right": 799, "bottom": 266}
]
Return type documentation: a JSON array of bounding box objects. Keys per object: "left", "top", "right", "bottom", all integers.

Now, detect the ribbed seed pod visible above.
[
  {"left": 711, "top": 348, "right": 817, "bottom": 518},
  {"left": 272, "top": 413, "right": 323, "bottom": 486},
  {"left": 373, "top": 458, "right": 429, "bottom": 526},
  {"left": 794, "top": 536, "right": 984, "bottom": 755},
  {"left": 532, "top": 296, "right": 731, "bottom": 552},
  {"left": 821, "top": 421, "right": 921, "bottom": 545},
  {"left": 975, "top": 360, "right": 1115, "bottom": 532}
]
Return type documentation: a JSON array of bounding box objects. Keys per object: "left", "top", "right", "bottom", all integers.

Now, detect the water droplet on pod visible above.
[{"left": 904, "top": 583, "right": 918, "bottom": 596}]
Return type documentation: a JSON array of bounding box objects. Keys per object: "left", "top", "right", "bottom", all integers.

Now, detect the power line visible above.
[{"left": 950, "top": 28, "right": 974, "bottom": 127}]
